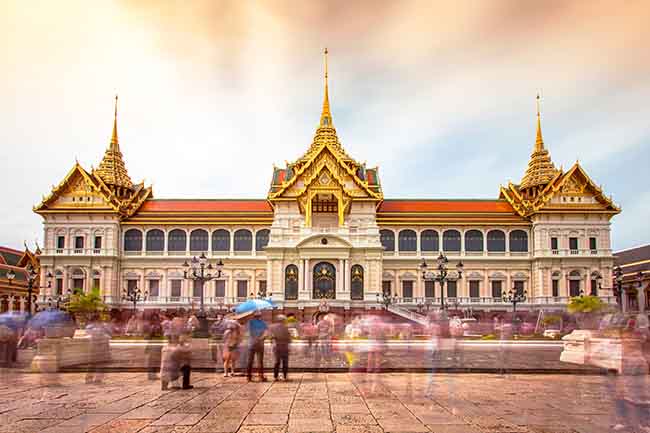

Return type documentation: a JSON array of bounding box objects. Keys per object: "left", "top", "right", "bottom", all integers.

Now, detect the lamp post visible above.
[
  {"left": 613, "top": 265, "right": 624, "bottom": 312},
  {"left": 122, "top": 285, "right": 148, "bottom": 315},
  {"left": 183, "top": 253, "right": 224, "bottom": 316},
  {"left": 420, "top": 253, "right": 464, "bottom": 313},
  {"left": 6, "top": 266, "right": 52, "bottom": 317},
  {"left": 502, "top": 285, "right": 528, "bottom": 315}
]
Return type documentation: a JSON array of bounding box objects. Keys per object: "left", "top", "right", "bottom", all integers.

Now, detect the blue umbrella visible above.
[
  {"left": 235, "top": 299, "right": 275, "bottom": 315},
  {"left": 0, "top": 311, "right": 29, "bottom": 330},
  {"left": 27, "top": 309, "right": 72, "bottom": 329}
]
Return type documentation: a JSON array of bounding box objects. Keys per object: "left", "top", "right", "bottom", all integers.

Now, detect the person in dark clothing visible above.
[
  {"left": 270, "top": 315, "right": 291, "bottom": 381},
  {"left": 246, "top": 310, "right": 268, "bottom": 382}
]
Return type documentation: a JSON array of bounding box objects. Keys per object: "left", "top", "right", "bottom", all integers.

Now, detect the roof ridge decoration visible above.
[
  {"left": 519, "top": 94, "right": 560, "bottom": 190},
  {"left": 94, "top": 95, "right": 134, "bottom": 194}
]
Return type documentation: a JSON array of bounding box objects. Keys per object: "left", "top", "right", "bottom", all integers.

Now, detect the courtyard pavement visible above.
[{"left": 0, "top": 371, "right": 649, "bottom": 433}]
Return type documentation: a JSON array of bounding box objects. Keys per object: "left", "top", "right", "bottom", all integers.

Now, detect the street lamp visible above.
[
  {"left": 613, "top": 265, "right": 624, "bottom": 309},
  {"left": 122, "top": 285, "right": 148, "bottom": 314},
  {"left": 182, "top": 253, "right": 224, "bottom": 317},
  {"left": 502, "top": 284, "right": 528, "bottom": 314},
  {"left": 420, "top": 253, "right": 464, "bottom": 312},
  {"left": 7, "top": 266, "right": 52, "bottom": 317}
]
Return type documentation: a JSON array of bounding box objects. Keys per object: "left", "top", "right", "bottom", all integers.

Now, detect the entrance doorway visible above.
[{"left": 313, "top": 262, "right": 336, "bottom": 299}]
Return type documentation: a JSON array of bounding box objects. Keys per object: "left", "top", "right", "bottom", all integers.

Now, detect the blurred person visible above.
[
  {"left": 246, "top": 310, "right": 268, "bottom": 382},
  {"left": 316, "top": 315, "right": 332, "bottom": 360},
  {"left": 85, "top": 314, "right": 111, "bottom": 384},
  {"left": 270, "top": 315, "right": 291, "bottom": 381},
  {"left": 144, "top": 316, "right": 161, "bottom": 381},
  {"left": 498, "top": 317, "right": 513, "bottom": 375},
  {"left": 160, "top": 334, "right": 193, "bottom": 390},
  {"left": 222, "top": 321, "right": 241, "bottom": 377},
  {"left": 367, "top": 320, "right": 385, "bottom": 373},
  {"left": 210, "top": 314, "right": 225, "bottom": 364},
  {"left": 301, "top": 321, "right": 317, "bottom": 355},
  {"left": 0, "top": 324, "right": 15, "bottom": 367}
]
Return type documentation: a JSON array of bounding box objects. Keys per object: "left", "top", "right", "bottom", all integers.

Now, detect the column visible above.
[
  {"left": 338, "top": 259, "right": 343, "bottom": 294},
  {"left": 251, "top": 270, "right": 257, "bottom": 297},
  {"left": 305, "top": 259, "right": 311, "bottom": 294},
  {"left": 394, "top": 272, "right": 399, "bottom": 297},
  {"left": 207, "top": 230, "right": 212, "bottom": 255},
  {"left": 252, "top": 228, "right": 256, "bottom": 257},
  {"left": 229, "top": 230, "right": 234, "bottom": 257},
  {"left": 164, "top": 229, "right": 168, "bottom": 256},
  {"left": 298, "top": 259, "right": 305, "bottom": 292},
  {"left": 267, "top": 260, "right": 273, "bottom": 296}
]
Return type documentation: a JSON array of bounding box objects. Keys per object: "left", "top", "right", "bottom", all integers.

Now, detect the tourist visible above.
[
  {"left": 246, "top": 310, "right": 268, "bottom": 382},
  {"left": 160, "top": 334, "right": 193, "bottom": 390},
  {"left": 222, "top": 321, "right": 241, "bottom": 377},
  {"left": 270, "top": 315, "right": 291, "bottom": 381}
]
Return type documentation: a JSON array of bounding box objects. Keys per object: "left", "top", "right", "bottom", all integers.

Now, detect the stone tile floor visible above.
[{"left": 0, "top": 371, "right": 648, "bottom": 433}]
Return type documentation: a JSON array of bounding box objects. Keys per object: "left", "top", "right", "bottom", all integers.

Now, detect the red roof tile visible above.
[
  {"left": 377, "top": 200, "right": 515, "bottom": 213},
  {"left": 138, "top": 200, "right": 273, "bottom": 213}
]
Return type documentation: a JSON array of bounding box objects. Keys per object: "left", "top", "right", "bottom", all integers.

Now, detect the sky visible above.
[{"left": 1, "top": 0, "right": 649, "bottom": 252}]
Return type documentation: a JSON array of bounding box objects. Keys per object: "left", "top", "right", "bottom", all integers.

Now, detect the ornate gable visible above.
[
  {"left": 34, "top": 163, "right": 120, "bottom": 213},
  {"left": 34, "top": 97, "right": 153, "bottom": 219},
  {"left": 267, "top": 49, "right": 382, "bottom": 226},
  {"left": 500, "top": 162, "right": 619, "bottom": 217}
]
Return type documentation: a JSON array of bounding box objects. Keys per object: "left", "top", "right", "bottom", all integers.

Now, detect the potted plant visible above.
[{"left": 567, "top": 296, "right": 604, "bottom": 330}]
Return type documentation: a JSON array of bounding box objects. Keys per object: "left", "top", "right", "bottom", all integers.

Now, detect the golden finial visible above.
[
  {"left": 535, "top": 93, "right": 544, "bottom": 152},
  {"left": 111, "top": 94, "right": 119, "bottom": 150},
  {"left": 320, "top": 48, "right": 332, "bottom": 127}
]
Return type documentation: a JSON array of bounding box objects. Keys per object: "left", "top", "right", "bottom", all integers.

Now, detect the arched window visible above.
[
  {"left": 285, "top": 264, "right": 298, "bottom": 300},
  {"left": 190, "top": 229, "right": 208, "bottom": 252},
  {"left": 465, "top": 230, "right": 483, "bottom": 252},
  {"left": 255, "top": 229, "right": 270, "bottom": 251},
  {"left": 146, "top": 229, "right": 164, "bottom": 252},
  {"left": 509, "top": 230, "right": 529, "bottom": 252},
  {"left": 380, "top": 229, "right": 395, "bottom": 251},
  {"left": 211, "top": 229, "right": 230, "bottom": 252},
  {"left": 124, "top": 229, "right": 142, "bottom": 252},
  {"left": 351, "top": 265, "right": 364, "bottom": 300},
  {"left": 234, "top": 229, "right": 253, "bottom": 251},
  {"left": 421, "top": 230, "right": 439, "bottom": 252},
  {"left": 486, "top": 230, "right": 506, "bottom": 252},
  {"left": 168, "top": 229, "right": 187, "bottom": 253},
  {"left": 398, "top": 230, "right": 417, "bottom": 252},
  {"left": 442, "top": 229, "right": 461, "bottom": 252}
]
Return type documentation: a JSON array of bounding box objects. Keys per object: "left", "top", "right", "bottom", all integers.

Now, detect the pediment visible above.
[
  {"left": 297, "top": 234, "right": 352, "bottom": 249},
  {"left": 269, "top": 144, "right": 381, "bottom": 201},
  {"left": 35, "top": 163, "right": 118, "bottom": 212}
]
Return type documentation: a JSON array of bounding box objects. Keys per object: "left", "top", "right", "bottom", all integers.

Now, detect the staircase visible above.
[{"left": 387, "top": 304, "right": 429, "bottom": 326}]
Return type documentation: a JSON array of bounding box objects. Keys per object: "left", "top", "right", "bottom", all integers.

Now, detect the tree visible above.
[
  {"left": 67, "top": 287, "right": 108, "bottom": 325},
  {"left": 567, "top": 295, "right": 604, "bottom": 314}
]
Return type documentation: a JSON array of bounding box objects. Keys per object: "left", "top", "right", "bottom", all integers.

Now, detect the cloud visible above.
[{"left": 1, "top": 0, "right": 649, "bottom": 251}]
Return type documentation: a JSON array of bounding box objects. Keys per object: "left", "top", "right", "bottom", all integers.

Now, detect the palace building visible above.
[{"left": 34, "top": 52, "right": 621, "bottom": 319}]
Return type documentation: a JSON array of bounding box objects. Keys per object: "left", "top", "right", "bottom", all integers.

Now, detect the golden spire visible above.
[
  {"left": 519, "top": 93, "right": 559, "bottom": 191},
  {"left": 320, "top": 48, "right": 332, "bottom": 127},
  {"left": 95, "top": 95, "right": 134, "bottom": 193},
  {"left": 535, "top": 93, "right": 544, "bottom": 152},
  {"left": 110, "top": 95, "right": 119, "bottom": 151}
]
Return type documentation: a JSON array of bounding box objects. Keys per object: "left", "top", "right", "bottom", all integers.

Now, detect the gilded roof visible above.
[
  {"left": 519, "top": 109, "right": 560, "bottom": 189},
  {"left": 94, "top": 96, "right": 134, "bottom": 190}
]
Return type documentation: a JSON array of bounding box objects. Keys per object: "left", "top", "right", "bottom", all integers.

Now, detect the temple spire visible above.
[
  {"left": 519, "top": 93, "right": 559, "bottom": 192},
  {"left": 535, "top": 93, "right": 544, "bottom": 152},
  {"left": 95, "top": 95, "right": 134, "bottom": 193},
  {"left": 110, "top": 95, "right": 119, "bottom": 151},
  {"left": 320, "top": 48, "right": 332, "bottom": 127}
]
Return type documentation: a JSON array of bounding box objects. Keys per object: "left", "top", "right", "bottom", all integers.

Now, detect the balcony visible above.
[{"left": 44, "top": 248, "right": 118, "bottom": 256}]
